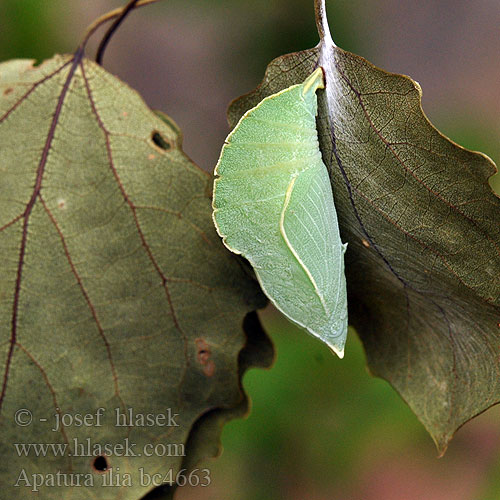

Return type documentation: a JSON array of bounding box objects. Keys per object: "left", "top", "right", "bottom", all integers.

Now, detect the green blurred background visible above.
[{"left": 1, "top": 1, "right": 499, "bottom": 499}]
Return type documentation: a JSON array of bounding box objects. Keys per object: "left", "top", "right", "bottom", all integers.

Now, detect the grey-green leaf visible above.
[
  {"left": 0, "top": 54, "right": 268, "bottom": 498},
  {"left": 228, "top": 1, "right": 500, "bottom": 453}
]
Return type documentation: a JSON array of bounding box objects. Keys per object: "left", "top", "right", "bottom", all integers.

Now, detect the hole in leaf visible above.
[
  {"left": 151, "top": 131, "right": 171, "bottom": 151},
  {"left": 92, "top": 455, "right": 109, "bottom": 473}
]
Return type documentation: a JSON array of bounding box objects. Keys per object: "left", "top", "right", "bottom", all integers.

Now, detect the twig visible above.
[{"left": 79, "top": 0, "right": 162, "bottom": 59}]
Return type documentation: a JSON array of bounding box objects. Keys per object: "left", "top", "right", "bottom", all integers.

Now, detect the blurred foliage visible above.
[
  {"left": 480, "top": 455, "right": 500, "bottom": 500},
  {"left": 1, "top": 1, "right": 499, "bottom": 498},
  {"left": 0, "top": 0, "right": 65, "bottom": 62},
  {"left": 220, "top": 309, "right": 424, "bottom": 498},
  {"left": 201, "top": 308, "right": 500, "bottom": 500}
]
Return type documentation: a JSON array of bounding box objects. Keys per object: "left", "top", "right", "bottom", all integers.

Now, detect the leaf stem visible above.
[
  {"left": 95, "top": 0, "right": 141, "bottom": 65},
  {"left": 79, "top": 0, "right": 162, "bottom": 59},
  {"left": 314, "top": 0, "right": 335, "bottom": 46}
]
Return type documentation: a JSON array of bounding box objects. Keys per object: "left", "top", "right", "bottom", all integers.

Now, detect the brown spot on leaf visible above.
[
  {"left": 204, "top": 360, "right": 215, "bottom": 377},
  {"left": 362, "top": 239, "right": 370, "bottom": 248},
  {"left": 195, "top": 338, "right": 215, "bottom": 377},
  {"left": 3, "top": 87, "right": 13, "bottom": 96},
  {"left": 148, "top": 153, "right": 156, "bottom": 160}
]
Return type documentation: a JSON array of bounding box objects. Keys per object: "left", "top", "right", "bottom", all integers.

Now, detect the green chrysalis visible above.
[{"left": 212, "top": 68, "right": 348, "bottom": 357}]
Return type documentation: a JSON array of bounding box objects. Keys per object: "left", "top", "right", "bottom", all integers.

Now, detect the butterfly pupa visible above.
[{"left": 212, "top": 67, "right": 348, "bottom": 358}]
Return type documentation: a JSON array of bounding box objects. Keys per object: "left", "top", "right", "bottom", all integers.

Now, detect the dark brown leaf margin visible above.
[{"left": 142, "top": 313, "right": 274, "bottom": 500}]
